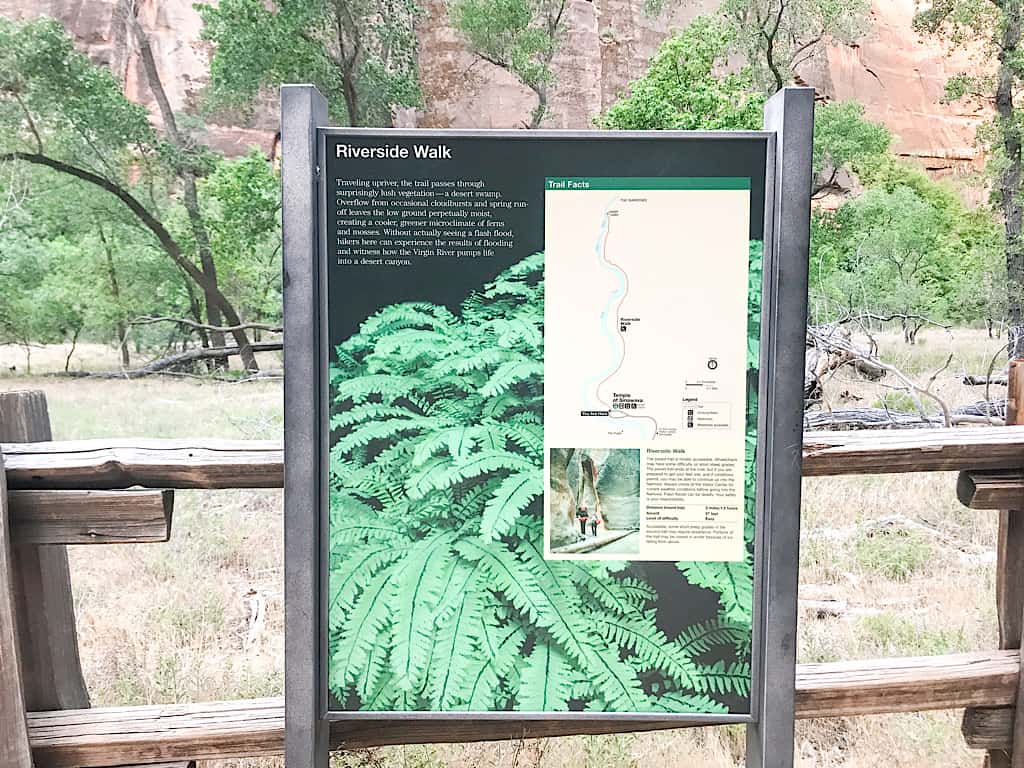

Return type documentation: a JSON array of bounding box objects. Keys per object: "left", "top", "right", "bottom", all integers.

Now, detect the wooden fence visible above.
[{"left": 5, "top": 388, "right": 1024, "bottom": 767}]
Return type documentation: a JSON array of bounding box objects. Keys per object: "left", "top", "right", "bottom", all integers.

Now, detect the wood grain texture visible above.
[
  {"left": 958, "top": 470, "right": 1024, "bottom": 509},
  {"left": 999, "top": 361, "right": 1024, "bottom": 768},
  {"left": 5, "top": 428, "right": 1024, "bottom": 491},
  {"left": 801, "top": 426, "right": 1024, "bottom": 477},
  {"left": 964, "top": 707, "right": 1014, "bottom": 749},
  {"left": 25, "top": 651, "right": 1022, "bottom": 767},
  {"left": 1, "top": 391, "right": 90, "bottom": 712},
  {"left": 0, "top": 453, "right": 33, "bottom": 768},
  {"left": 2, "top": 439, "right": 283, "bottom": 490},
  {"left": 8, "top": 489, "right": 172, "bottom": 544}
]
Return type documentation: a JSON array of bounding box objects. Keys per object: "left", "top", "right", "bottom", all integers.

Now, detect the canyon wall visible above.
[{"left": 0, "top": 0, "right": 989, "bottom": 177}]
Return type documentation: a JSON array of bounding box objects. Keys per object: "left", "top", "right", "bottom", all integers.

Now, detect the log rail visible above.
[
  {"left": 24, "top": 650, "right": 1023, "bottom": 767},
  {"left": 5, "top": 425, "right": 1024, "bottom": 491},
  {"left": 7, "top": 425, "right": 1024, "bottom": 765}
]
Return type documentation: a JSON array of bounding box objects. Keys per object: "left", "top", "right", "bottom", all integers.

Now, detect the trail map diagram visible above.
[{"left": 544, "top": 178, "right": 751, "bottom": 449}]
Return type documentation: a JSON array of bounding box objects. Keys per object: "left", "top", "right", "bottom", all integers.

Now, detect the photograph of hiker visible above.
[{"left": 548, "top": 448, "right": 641, "bottom": 557}]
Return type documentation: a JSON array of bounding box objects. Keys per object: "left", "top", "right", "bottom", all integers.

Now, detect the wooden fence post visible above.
[
  {"left": 0, "top": 391, "right": 89, "bottom": 711},
  {"left": 988, "top": 360, "right": 1024, "bottom": 768},
  {"left": 0, "top": 450, "right": 33, "bottom": 767}
]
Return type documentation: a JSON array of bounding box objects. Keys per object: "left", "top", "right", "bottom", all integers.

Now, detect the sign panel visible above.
[
  {"left": 320, "top": 133, "right": 768, "bottom": 718},
  {"left": 284, "top": 85, "right": 814, "bottom": 768}
]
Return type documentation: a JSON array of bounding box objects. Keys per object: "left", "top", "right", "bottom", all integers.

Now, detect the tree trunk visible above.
[
  {"left": 98, "top": 226, "right": 130, "bottom": 368},
  {"left": 182, "top": 175, "right": 228, "bottom": 370},
  {"left": 126, "top": 8, "right": 254, "bottom": 372},
  {"left": 999, "top": 1, "right": 1024, "bottom": 359},
  {"left": 181, "top": 272, "right": 211, "bottom": 353}
]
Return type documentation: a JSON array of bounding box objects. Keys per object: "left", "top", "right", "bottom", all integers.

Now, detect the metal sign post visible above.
[{"left": 282, "top": 83, "right": 812, "bottom": 768}]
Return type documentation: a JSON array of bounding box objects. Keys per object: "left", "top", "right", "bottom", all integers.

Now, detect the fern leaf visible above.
[
  {"left": 427, "top": 567, "right": 484, "bottom": 709},
  {"left": 693, "top": 660, "right": 751, "bottom": 697},
  {"left": 593, "top": 610, "right": 699, "bottom": 689},
  {"left": 389, "top": 531, "right": 458, "bottom": 693},
  {"left": 405, "top": 450, "right": 534, "bottom": 500},
  {"left": 516, "top": 639, "right": 573, "bottom": 711},
  {"left": 331, "top": 567, "right": 396, "bottom": 688},
  {"left": 675, "top": 618, "right": 749, "bottom": 657},
  {"left": 678, "top": 559, "right": 754, "bottom": 626},
  {"left": 647, "top": 692, "right": 728, "bottom": 714},
  {"left": 480, "top": 472, "right": 542, "bottom": 539},
  {"left": 480, "top": 358, "right": 544, "bottom": 397}
]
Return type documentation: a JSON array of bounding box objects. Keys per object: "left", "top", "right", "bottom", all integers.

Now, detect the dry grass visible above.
[{"left": 0, "top": 329, "right": 1005, "bottom": 767}]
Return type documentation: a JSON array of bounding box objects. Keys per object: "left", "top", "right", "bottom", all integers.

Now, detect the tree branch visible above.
[{"left": 131, "top": 316, "right": 282, "bottom": 334}]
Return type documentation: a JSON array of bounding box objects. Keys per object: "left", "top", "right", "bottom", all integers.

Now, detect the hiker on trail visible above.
[
  {"left": 590, "top": 511, "right": 600, "bottom": 537},
  {"left": 576, "top": 503, "right": 589, "bottom": 538}
]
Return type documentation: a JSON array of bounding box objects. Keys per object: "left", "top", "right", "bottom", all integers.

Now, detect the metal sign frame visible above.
[{"left": 282, "top": 83, "right": 812, "bottom": 768}]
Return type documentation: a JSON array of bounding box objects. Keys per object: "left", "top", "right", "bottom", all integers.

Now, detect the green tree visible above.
[
  {"left": 812, "top": 101, "right": 891, "bottom": 198},
  {"left": 722, "top": 0, "right": 870, "bottom": 94},
  {"left": 449, "top": 0, "right": 567, "bottom": 128},
  {"left": 200, "top": 151, "right": 283, "bottom": 326},
  {"left": 598, "top": 17, "right": 765, "bottom": 131},
  {"left": 812, "top": 173, "right": 999, "bottom": 337},
  {"left": 598, "top": 17, "right": 888, "bottom": 203},
  {"left": 915, "top": 0, "right": 1024, "bottom": 355},
  {"left": 0, "top": 16, "right": 261, "bottom": 369},
  {"left": 198, "top": 0, "right": 420, "bottom": 126},
  {"left": 0, "top": 160, "right": 200, "bottom": 369}
]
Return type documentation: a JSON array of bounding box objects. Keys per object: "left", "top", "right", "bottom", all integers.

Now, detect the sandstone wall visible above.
[{"left": 1, "top": 0, "right": 991, "bottom": 180}]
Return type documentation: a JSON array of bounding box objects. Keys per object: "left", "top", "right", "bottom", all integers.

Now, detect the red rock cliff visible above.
[{"left": 0, "top": 0, "right": 990, "bottom": 178}]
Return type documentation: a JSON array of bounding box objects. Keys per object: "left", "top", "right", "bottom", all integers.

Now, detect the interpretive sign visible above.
[
  {"left": 282, "top": 86, "right": 813, "bottom": 768},
  {"left": 325, "top": 136, "right": 765, "bottom": 717}
]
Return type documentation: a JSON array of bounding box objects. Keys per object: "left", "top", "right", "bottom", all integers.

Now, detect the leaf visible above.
[
  {"left": 516, "top": 639, "right": 572, "bottom": 711},
  {"left": 693, "top": 660, "right": 751, "bottom": 697},
  {"left": 480, "top": 471, "right": 542, "bottom": 539},
  {"left": 390, "top": 531, "right": 459, "bottom": 693},
  {"left": 678, "top": 559, "right": 754, "bottom": 626}
]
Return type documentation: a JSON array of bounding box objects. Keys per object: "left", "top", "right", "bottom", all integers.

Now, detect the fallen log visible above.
[
  {"left": 803, "top": 401, "right": 1006, "bottom": 431},
  {"left": 57, "top": 342, "right": 282, "bottom": 379},
  {"left": 965, "top": 374, "right": 1009, "bottom": 386}
]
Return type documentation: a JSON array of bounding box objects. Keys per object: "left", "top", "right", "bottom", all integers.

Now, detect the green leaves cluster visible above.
[
  {"left": 448, "top": 0, "right": 566, "bottom": 127},
  {"left": 598, "top": 17, "right": 765, "bottom": 132},
  {"left": 198, "top": 0, "right": 421, "bottom": 127},
  {"left": 0, "top": 17, "right": 153, "bottom": 168},
  {"left": 328, "top": 252, "right": 755, "bottom": 712},
  {"left": 810, "top": 159, "right": 1003, "bottom": 324}
]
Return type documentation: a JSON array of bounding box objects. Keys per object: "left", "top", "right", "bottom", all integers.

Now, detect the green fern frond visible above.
[
  {"left": 647, "top": 692, "right": 728, "bottom": 714},
  {"left": 693, "top": 660, "right": 751, "bottom": 697},
  {"left": 678, "top": 559, "right": 754, "bottom": 626},
  {"left": 359, "top": 302, "right": 457, "bottom": 336},
  {"left": 335, "top": 374, "right": 420, "bottom": 404},
  {"left": 675, "top": 618, "right": 749, "bottom": 657},
  {"left": 333, "top": 417, "right": 435, "bottom": 455},
  {"left": 331, "top": 567, "right": 397, "bottom": 688},
  {"left": 516, "top": 639, "right": 573, "bottom": 711},
  {"left": 480, "top": 358, "right": 544, "bottom": 397},
  {"left": 480, "top": 472, "right": 542, "bottom": 539},
  {"left": 593, "top": 610, "right": 699, "bottom": 689},
  {"left": 405, "top": 450, "right": 534, "bottom": 500},
  {"left": 390, "top": 531, "right": 459, "bottom": 693},
  {"left": 427, "top": 567, "right": 485, "bottom": 709},
  {"left": 330, "top": 404, "right": 423, "bottom": 430}
]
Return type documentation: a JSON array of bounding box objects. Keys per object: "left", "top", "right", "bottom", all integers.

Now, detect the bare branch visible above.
[{"left": 131, "top": 316, "right": 283, "bottom": 334}]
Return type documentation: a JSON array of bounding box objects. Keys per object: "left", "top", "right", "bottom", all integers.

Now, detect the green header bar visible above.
[{"left": 544, "top": 177, "right": 751, "bottom": 191}]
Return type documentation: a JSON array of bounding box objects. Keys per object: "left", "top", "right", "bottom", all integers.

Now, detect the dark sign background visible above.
[{"left": 325, "top": 135, "right": 767, "bottom": 342}]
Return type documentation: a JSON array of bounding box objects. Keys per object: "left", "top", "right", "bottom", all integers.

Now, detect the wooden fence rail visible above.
[
  {"left": 6, "top": 422, "right": 1024, "bottom": 766},
  {"left": 22, "top": 650, "right": 1023, "bottom": 767},
  {"left": 5, "top": 424, "right": 1024, "bottom": 491}
]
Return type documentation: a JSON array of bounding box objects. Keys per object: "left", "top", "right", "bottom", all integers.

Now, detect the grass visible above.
[
  {"left": 0, "top": 329, "right": 1005, "bottom": 767},
  {"left": 853, "top": 528, "right": 934, "bottom": 582}
]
